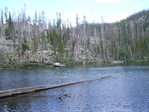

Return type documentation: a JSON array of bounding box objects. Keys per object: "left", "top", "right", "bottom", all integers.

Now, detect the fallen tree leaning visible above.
[{"left": 0, "top": 75, "right": 111, "bottom": 98}]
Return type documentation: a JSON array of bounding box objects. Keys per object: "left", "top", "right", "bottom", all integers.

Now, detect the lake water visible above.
[{"left": 0, "top": 65, "right": 149, "bottom": 112}]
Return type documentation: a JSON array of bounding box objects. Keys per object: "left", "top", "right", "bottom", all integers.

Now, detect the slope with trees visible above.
[{"left": 0, "top": 6, "right": 149, "bottom": 68}]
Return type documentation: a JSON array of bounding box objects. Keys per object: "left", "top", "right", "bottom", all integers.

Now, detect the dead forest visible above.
[{"left": 0, "top": 6, "right": 149, "bottom": 67}]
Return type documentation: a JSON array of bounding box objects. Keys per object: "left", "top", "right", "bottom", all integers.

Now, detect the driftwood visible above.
[
  {"left": 0, "top": 75, "right": 111, "bottom": 98},
  {"left": 53, "top": 62, "right": 66, "bottom": 67}
]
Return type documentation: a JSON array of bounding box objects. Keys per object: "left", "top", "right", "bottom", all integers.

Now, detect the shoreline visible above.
[{"left": 0, "top": 59, "right": 149, "bottom": 70}]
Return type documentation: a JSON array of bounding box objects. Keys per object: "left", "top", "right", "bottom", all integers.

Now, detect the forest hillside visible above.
[{"left": 0, "top": 6, "right": 149, "bottom": 67}]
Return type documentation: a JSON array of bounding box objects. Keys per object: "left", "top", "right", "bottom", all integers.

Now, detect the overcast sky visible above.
[{"left": 0, "top": 0, "right": 149, "bottom": 25}]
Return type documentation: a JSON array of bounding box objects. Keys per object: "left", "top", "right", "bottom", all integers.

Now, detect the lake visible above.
[{"left": 0, "top": 65, "right": 149, "bottom": 112}]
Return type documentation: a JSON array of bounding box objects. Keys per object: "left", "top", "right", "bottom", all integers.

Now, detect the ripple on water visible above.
[{"left": 0, "top": 65, "right": 149, "bottom": 112}]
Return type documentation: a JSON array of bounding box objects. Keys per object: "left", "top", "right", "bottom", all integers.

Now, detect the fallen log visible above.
[
  {"left": 0, "top": 75, "right": 111, "bottom": 98},
  {"left": 53, "top": 62, "right": 66, "bottom": 67}
]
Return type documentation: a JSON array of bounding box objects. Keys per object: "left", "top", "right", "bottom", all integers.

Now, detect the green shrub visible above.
[
  {"left": 22, "top": 63, "right": 39, "bottom": 68},
  {"left": 22, "top": 43, "right": 29, "bottom": 51},
  {"left": 43, "top": 62, "right": 52, "bottom": 66}
]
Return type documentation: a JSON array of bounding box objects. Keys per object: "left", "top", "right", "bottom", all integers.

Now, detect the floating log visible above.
[{"left": 0, "top": 75, "right": 111, "bottom": 98}]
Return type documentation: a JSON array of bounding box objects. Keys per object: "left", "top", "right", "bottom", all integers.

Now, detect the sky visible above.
[{"left": 0, "top": 0, "right": 149, "bottom": 25}]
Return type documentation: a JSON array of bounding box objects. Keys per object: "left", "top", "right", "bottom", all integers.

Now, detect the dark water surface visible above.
[{"left": 0, "top": 65, "right": 149, "bottom": 112}]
